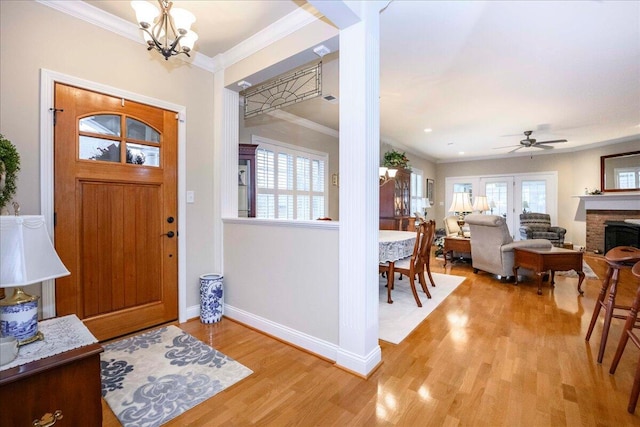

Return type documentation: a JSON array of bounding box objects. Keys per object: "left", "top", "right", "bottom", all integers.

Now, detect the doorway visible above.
[{"left": 53, "top": 82, "right": 179, "bottom": 341}]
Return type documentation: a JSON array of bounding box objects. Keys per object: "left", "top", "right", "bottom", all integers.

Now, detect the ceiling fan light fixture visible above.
[{"left": 131, "top": 0, "right": 198, "bottom": 60}]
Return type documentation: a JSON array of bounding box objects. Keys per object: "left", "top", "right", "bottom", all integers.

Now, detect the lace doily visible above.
[{"left": 1, "top": 314, "right": 98, "bottom": 371}]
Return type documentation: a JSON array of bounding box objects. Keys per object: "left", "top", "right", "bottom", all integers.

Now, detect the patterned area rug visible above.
[
  {"left": 101, "top": 325, "right": 252, "bottom": 427},
  {"left": 379, "top": 272, "right": 465, "bottom": 344},
  {"left": 554, "top": 261, "right": 598, "bottom": 280}
]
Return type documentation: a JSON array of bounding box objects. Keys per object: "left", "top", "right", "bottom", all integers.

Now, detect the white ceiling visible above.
[{"left": 86, "top": 0, "right": 640, "bottom": 162}]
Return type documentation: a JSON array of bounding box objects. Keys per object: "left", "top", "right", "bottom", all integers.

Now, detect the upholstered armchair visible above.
[
  {"left": 465, "top": 214, "right": 552, "bottom": 279},
  {"left": 519, "top": 213, "right": 566, "bottom": 247}
]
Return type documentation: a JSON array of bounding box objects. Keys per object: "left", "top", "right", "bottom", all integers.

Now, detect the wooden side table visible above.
[
  {"left": 0, "top": 343, "right": 103, "bottom": 425},
  {"left": 0, "top": 315, "right": 103, "bottom": 425},
  {"left": 443, "top": 236, "right": 471, "bottom": 266},
  {"left": 513, "top": 246, "right": 585, "bottom": 295}
]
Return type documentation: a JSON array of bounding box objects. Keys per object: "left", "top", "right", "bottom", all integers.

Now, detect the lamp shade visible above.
[
  {"left": 422, "top": 198, "right": 431, "bottom": 209},
  {"left": 472, "top": 195, "right": 490, "bottom": 212},
  {"left": 0, "top": 216, "right": 69, "bottom": 344},
  {"left": 448, "top": 192, "right": 473, "bottom": 214},
  {"left": 0, "top": 216, "right": 70, "bottom": 287}
]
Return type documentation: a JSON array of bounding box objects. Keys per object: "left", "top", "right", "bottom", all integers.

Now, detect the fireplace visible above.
[
  {"left": 581, "top": 193, "right": 640, "bottom": 253},
  {"left": 604, "top": 221, "right": 640, "bottom": 253}
]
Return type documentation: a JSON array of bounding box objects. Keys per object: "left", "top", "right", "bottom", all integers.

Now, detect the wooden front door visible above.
[{"left": 53, "top": 83, "right": 178, "bottom": 341}]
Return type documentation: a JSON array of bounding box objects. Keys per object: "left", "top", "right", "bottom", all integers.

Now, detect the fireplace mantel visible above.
[{"left": 575, "top": 193, "right": 640, "bottom": 211}]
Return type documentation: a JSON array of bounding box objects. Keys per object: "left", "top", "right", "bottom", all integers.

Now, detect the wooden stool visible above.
[
  {"left": 609, "top": 261, "right": 640, "bottom": 413},
  {"left": 585, "top": 246, "right": 640, "bottom": 364}
]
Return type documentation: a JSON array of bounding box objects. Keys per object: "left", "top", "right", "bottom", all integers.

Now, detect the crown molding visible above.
[
  {"left": 268, "top": 110, "right": 339, "bottom": 139},
  {"left": 212, "top": 6, "right": 320, "bottom": 73},
  {"left": 36, "top": 1, "right": 318, "bottom": 75}
]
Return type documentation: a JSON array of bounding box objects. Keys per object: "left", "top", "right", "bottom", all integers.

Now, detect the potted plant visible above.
[
  {"left": 382, "top": 149, "right": 410, "bottom": 170},
  {"left": 0, "top": 134, "right": 20, "bottom": 213}
]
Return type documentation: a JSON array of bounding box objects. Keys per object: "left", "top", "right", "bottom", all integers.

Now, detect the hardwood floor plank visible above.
[{"left": 101, "top": 253, "right": 640, "bottom": 426}]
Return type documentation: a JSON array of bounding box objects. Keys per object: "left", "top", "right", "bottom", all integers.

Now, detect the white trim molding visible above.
[
  {"left": 39, "top": 69, "right": 188, "bottom": 323},
  {"left": 576, "top": 193, "right": 640, "bottom": 210},
  {"left": 224, "top": 304, "right": 339, "bottom": 361}
]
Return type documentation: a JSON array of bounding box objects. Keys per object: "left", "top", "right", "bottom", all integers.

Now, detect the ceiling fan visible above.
[{"left": 496, "top": 130, "right": 567, "bottom": 153}]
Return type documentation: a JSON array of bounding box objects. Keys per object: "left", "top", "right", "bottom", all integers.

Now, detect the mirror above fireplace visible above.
[{"left": 601, "top": 151, "right": 640, "bottom": 192}]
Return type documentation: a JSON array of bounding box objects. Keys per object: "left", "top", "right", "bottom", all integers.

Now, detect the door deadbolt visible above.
[{"left": 167, "top": 216, "right": 174, "bottom": 223}]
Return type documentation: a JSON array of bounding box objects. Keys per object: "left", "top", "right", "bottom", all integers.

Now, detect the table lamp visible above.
[
  {"left": 422, "top": 198, "right": 431, "bottom": 217},
  {"left": 448, "top": 192, "right": 473, "bottom": 236},
  {"left": 472, "top": 195, "right": 490, "bottom": 214},
  {"left": 0, "top": 215, "right": 70, "bottom": 345}
]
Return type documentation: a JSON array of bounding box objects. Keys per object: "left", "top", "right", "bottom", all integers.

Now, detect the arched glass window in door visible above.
[{"left": 78, "top": 115, "right": 160, "bottom": 167}]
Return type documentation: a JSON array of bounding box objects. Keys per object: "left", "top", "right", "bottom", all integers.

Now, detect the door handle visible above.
[{"left": 162, "top": 231, "right": 175, "bottom": 238}]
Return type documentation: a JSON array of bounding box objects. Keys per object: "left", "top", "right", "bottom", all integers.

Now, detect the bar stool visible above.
[
  {"left": 585, "top": 246, "right": 640, "bottom": 364},
  {"left": 609, "top": 261, "right": 640, "bottom": 413}
]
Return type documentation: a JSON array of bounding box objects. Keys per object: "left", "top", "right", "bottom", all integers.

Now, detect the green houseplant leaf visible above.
[
  {"left": 0, "top": 134, "right": 21, "bottom": 210},
  {"left": 382, "top": 149, "right": 410, "bottom": 170}
]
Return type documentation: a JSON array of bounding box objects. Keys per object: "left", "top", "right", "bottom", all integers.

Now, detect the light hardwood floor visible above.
[{"left": 102, "top": 253, "right": 640, "bottom": 426}]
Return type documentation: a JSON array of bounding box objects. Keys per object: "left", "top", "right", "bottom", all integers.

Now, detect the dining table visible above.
[
  {"left": 379, "top": 230, "right": 416, "bottom": 303},
  {"left": 379, "top": 230, "right": 416, "bottom": 263}
]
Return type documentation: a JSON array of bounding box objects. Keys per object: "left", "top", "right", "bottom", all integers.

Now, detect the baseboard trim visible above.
[
  {"left": 187, "top": 304, "right": 338, "bottom": 362},
  {"left": 223, "top": 304, "right": 339, "bottom": 362}
]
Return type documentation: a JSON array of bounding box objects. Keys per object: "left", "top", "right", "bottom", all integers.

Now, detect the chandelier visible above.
[{"left": 131, "top": 1, "right": 198, "bottom": 60}]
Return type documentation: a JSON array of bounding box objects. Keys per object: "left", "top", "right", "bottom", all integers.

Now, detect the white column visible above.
[
  {"left": 335, "top": 2, "right": 382, "bottom": 376},
  {"left": 213, "top": 70, "right": 239, "bottom": 274}
]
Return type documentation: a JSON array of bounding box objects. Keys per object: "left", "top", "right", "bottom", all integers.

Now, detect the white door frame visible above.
[
  {"left": 39, "top": 69, "right": 188, "bottom": 322},
  {"left": 446, "top": 172, "right": 558, "bottom": 240}
]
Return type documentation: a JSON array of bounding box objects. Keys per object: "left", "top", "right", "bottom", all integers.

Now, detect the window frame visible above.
[{"left": 252, "top": 135, "right": 329, "bottom": 220}]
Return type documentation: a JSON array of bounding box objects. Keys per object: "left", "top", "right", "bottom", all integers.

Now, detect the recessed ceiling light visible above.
[
  {"left": 458, "top": 151, "right": 465, "bottom": 155},
  {"left": 424, "top": 128, "right": 432, "bottom": 133}
]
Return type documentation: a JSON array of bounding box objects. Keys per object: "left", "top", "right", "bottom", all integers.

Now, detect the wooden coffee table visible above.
[
  {"left": 513, "top": 246, "right": 585, "bottom": 295},
  {"left": 443, "top": 236, "right": 471, "bottom": 266}
]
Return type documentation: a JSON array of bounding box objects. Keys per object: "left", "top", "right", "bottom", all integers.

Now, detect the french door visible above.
[
  {"left": 53, "top": 83, "right": 178, "bottom": 341},
  {"left": 446, "top": 173, "right": 558, "bottom": 239}
]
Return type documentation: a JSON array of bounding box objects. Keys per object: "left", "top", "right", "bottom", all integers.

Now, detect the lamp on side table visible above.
[{"left": 0, "top": 216, "right": 70, "bottom": 351}]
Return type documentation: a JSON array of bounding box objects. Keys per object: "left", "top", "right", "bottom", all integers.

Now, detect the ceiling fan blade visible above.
[
  {"left": 508, "top": 146, "right": 524, "bottom": 153},
  {"left": 493, "top": 144, "right": 521, "bottom": 150},
  {"left": 536, "top": 139, "right": 567, "bottom": 144},
  {"left": 535, "top": 144, "right": 555, "bottom": 150}
]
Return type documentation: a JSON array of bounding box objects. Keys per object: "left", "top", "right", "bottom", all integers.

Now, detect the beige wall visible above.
[
  {"left": 434, "top": 139, "right": 640, "bottom": 246},
  {"left": 223, "top": 220, "right": 339, "bottom": 346},
  {"left": 380, "top": 142, "right": 437, "bottom": 192},
  {"left": 0, "top": 1, "right": 215, "bottom": 309}
]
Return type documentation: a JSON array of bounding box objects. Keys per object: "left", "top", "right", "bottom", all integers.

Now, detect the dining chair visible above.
[
  {"left": 608, "top": 260, "right": 640, "bottom": 413},
  {"left": 424, "top": 219, "right": 437, "bottom": 288},
  {"left": 379, "top": 221, "right": 434, "bottom": 307}
]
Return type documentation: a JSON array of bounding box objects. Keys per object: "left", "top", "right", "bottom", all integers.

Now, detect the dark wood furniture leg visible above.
[
  {"left": 387, "top": 262, "right": 395, "bottom": 304},
  {"left": 609, "top": 261, "right": 640, "bottom": 413},
  {"left": 585, "top": 265, "right": 614, "bottom": 342}
]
